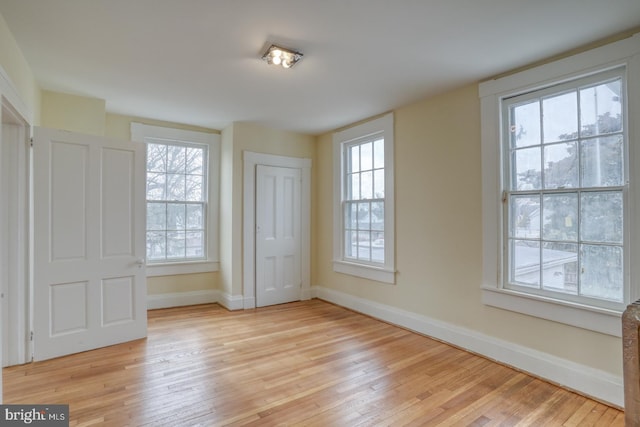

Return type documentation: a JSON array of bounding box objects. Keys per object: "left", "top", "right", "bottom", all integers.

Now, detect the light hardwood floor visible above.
[{"left": 3, "top": 300, "right": 624, "bottom": 426}]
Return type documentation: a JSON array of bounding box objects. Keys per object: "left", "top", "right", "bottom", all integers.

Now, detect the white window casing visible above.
[
  {"left": 333, "top": 113, "right": 395, "bottom": 284},
  {"left": 479, "top": 34, "right": 640, "bottom": 336},
  {"left": 131, "top": 123, "right": 220, "bottom": 276}
]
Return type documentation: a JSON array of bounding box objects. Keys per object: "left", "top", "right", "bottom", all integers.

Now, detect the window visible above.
[
  {"left": 333, "top": 113, "right": 395, "bottom": 283},
  {"left": 480, "top": 34, "right": 640, "bottom": 336},
  {"left": 131, "top": 123, "right": 220, "bottom": 276},
  {"left": 344, "top": 137, "right": 385, "bottom": 264},
  {"left": 146, "top": 141, "right": 207, "bottom": 262},
  {"left": 504, "top": 69, "right": 625, "bottom": 309}
]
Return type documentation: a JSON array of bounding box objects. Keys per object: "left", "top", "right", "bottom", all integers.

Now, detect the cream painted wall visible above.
[
  {"left": 219, "top": 122, "right": 315, "bottom": 298},
  {"left": 314, "top": 83, "right": 622, "bottom": 377},
  {"left": 0, "top": 13, "right": 39, "bottom": 123},
  {"left": 41, "top": 90, "right": 106, "bottom": 135},
  {"left": 146, "top": 273, "right": 218, "bottom": 295}
]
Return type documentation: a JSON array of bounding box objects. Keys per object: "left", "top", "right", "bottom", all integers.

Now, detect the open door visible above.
[{"left": 32, "top": 127, "right": 147, "bottom": 361}]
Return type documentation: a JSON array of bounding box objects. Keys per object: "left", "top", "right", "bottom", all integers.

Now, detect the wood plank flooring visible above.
[{"left": 3, "top": 300, "right": 624, "bottom": 426}]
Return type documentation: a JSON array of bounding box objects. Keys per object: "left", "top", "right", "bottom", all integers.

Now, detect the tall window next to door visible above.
[
  {"left": 131, "top": 123, "right": 220, "bottom": 276},
  {"left": 333, "top": 113, "right": 395, "bottom": 284}
]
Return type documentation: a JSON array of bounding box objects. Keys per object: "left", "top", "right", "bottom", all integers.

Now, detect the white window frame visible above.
[
  {"left": 131, "top": 123, "right": 220, "bottom": 277},
  {"left": 479, "top": 34, "right": 640, "bottom": 336},
  {"left": 333, "top": 113, "right": 395, "bottom": 284}
]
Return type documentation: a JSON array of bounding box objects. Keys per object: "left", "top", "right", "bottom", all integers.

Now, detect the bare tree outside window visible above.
[{"left": 146, "top": 141, "right": 207, "bottom": 262}]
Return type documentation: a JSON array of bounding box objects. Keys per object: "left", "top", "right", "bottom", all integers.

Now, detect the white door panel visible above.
[
  {"left": 102, "top": 148, "right": 136, "bottom": 257},
  {"left": 256, "top": 165, "right": 301, "bottom": 307},
  {"left": 33, "top": 127, "right": 147, "bottom": 361}
]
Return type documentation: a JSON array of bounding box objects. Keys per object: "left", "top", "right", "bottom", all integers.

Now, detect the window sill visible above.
[
  {"left": 481, "top": 286, "right": 622, "bottom": 337},
  {"left": 146, "top": 261, "right": 219, "bottom": 277},
  {"left": 333, "top": 260, "right": 395, "bottom": 284}
]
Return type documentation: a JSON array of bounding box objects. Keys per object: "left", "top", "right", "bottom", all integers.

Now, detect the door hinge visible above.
[
  {"left": 30, "top": 331, "right": 33, "bottom": 341},
  {"left": 29, "top": 137, "right": 33, "bottom": 147},
  {"left": 501, "top": 191, "right": 507, "bottom": 204}
]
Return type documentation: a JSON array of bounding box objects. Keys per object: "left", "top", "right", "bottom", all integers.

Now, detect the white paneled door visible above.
[
  {"left": 255, "top": 165, "right": 302, "bottom": 307},
  {"left": 32, "top": 128, "right": 147, "bottom": 361}
]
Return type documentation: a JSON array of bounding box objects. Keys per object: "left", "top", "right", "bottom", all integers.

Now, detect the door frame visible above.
[
  {"left": 243, "top": 151, "right": 311, "bottom": 309},
  {"left": 0, "top": 66, "right": 34, "bottom": 403},
  {"left": 1, "top": 101, "right": 31, "bottom": 367}
]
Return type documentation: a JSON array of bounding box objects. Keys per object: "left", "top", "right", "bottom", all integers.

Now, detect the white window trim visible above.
[
  {"left": 479, "top": 34, "right": 640, "bottom": 337},
  {"left": 333, "top": 113, "right": 395, "bottom": 284},
  {"left": 131, "top": 123, "right": 220, "bottom": 277}
]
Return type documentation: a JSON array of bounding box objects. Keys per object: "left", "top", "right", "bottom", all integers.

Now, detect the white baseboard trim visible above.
[
  {"left": 147, "top": 289, "right": 247, "bottom": 311},
  {"left": 301, "top": 288, "right": 313, "bottom": 301},
  {"left": 147, "top": 290, "right": 218, "bottom": 310},
  {"left": 311, "top": 285, "right": 623, "bottom": 407},
  {"left": 218, "top": 292, "right": 245, "bottom": 311},
  {"left": 243, "top": 296, "right": 256, "bottom": 310}
]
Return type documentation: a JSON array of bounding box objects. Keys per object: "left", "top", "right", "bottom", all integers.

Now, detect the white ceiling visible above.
[{"left": 1, "top": 1, "right": 639, "bottom": 135}]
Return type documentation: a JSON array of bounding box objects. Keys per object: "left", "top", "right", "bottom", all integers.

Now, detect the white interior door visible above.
[
  {"left": 255, "top": 165, "right": 301, "bottom": 307},
  {"left": 32, "top": 127, "right": 147, "bottom": 361}
]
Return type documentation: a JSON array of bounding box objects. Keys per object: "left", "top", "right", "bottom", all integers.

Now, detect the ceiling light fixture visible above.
[{"left": 262, "top": 44, "right": 303, "bottom": 69}]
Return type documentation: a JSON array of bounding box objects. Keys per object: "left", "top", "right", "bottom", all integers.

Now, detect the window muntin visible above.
[
  {"left": 343, "top": 136, "right": 385, "bottom": 264},
  {"left": 333, "top": 113, "right": 394, "bottom": 283},
  {"left": 503, "top": 69, "right": 626, "bottom": 308},
  {"left": 146, "top": 139, "right": 208, "bottom": 263}
]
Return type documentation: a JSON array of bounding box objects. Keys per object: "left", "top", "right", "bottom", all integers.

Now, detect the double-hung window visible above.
[
  {"left": 131, "top": 123, "right": 220, "bottom": 276},
  {"left": 480, "top": 35, "right": 640, "bottom": 336},
  {"left": 146, "top": 141, "right": 207, "bottom": 262},
  {"left": 505, "top": 69, "right": 625, "bottom": 307},
  {"left": 333, "top": 113, "right": 395, "bottom": 284}
]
